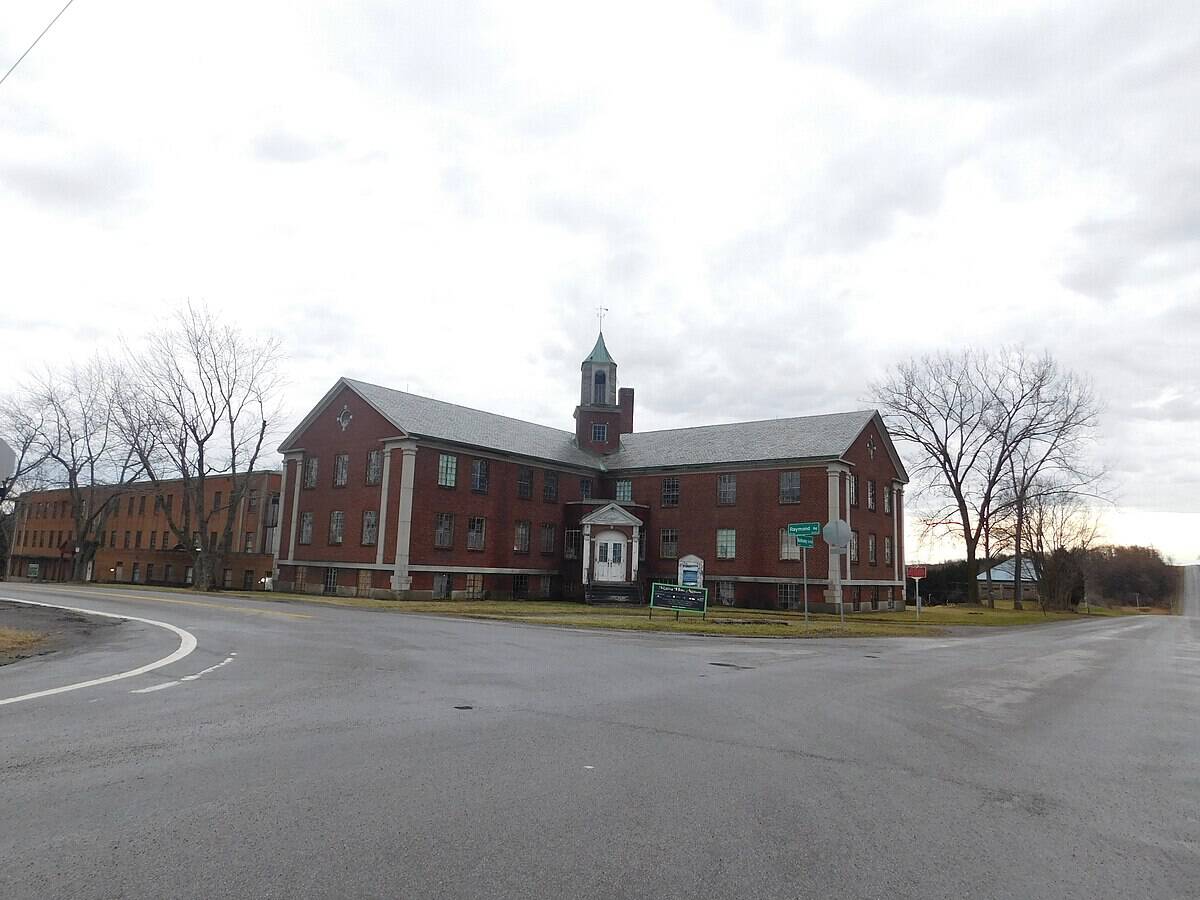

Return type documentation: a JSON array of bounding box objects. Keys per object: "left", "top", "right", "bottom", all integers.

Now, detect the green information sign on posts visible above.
[
  {"left": 786, "top": 523, "right": 821, "bottom": 623},
  {"left": 649, "top": 582, "right": 708, "bottom": 620},
  {"left": 788, "top": 522, "right": 821, "bottom": 537}
]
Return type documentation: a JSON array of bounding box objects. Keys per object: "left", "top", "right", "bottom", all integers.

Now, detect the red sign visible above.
[{"left": 906, "top": 565, "right": 927, "bottom": 579}]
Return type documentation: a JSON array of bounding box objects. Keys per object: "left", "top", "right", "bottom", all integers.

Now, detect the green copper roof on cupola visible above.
[{"left": 584, "top": 331, "right": 615, "bottom": 366}]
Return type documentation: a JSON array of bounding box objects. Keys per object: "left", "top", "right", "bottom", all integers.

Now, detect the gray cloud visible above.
[
  {"left": 0, "top": 150, "right": 142, "bottom": 213},
  {"left": 254, "top": 131, "right": 342, "bottom": 164}
]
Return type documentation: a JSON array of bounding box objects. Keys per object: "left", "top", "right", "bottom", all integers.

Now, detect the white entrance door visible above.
[{"left": 593, "top": 529, "right": 627, "bottom": 582}]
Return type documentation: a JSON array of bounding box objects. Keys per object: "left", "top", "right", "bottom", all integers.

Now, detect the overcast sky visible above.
[{"left": 1, "top": 1, "right": 1197, "bottom": 563}]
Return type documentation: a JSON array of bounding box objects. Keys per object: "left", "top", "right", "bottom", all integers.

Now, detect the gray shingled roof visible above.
[
  {"left": 606, "top": 410, "right": 877, "bottom": 470},
  {"left": 345, "top": 379, "right": 600, "bottom": 468}
]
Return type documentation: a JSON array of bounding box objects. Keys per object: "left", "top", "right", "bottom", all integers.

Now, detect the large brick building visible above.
[
  {"left": 6, "top": 472, "right": 281, "bottom": 590},
  {"left": 275, "top": 334, "right": 908, "bottom": 611}
]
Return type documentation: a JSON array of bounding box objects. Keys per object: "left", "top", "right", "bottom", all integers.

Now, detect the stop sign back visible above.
[{"left": 906, "top": 565, "right": 927, "bottom": 579}]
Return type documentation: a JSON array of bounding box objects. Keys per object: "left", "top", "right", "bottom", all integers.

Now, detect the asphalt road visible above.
[{"left": 1, "top": 580, "right": 1197, "bottom": 900}]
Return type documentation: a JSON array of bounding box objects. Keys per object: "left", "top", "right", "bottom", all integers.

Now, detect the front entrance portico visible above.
[{"left": 580, "top": 502, "right": 642, "bottom": 587}]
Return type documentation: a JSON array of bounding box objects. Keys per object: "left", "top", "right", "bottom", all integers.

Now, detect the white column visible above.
[
  {"left": 390, "top": 440, "right": 418, "bottom": 593},
  {"left": 845, "top": 473, "right": 852, "bottom": 582},
  {"left": 582, "top": 523, "right": 592, "bottom": 585},
  {"left": 271, "top": 466, "right": 288, "bottom": 575},
  {"left": 630, "top": 525, "right": 640, "bottom": 582},
  {"left": 892, "top": 483, "right": 899, "bottom": 583},
  {"left": 285, "top": 453, "right": 303, "bottom": 563},
  {"left": 375, "top": 447, "right": 393, "bottom": 566},
  {"left": 825, "top": 466, "right": 843, "bottom": 606}
]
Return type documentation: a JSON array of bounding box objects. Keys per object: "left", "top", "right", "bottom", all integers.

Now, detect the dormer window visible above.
[
  {"left": 593, "top": 371, "right": 607, "bottom": 404},
  {"left": 591, "top": 423, "right": 608, "bottom": 442}
]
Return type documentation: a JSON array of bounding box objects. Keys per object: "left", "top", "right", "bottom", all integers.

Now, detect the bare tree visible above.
[
  {"left": 1023, "top": 483, "right": 1102, "bottom": 612},
  {"left": 0, "top": 397, "right": 49, "bottom": 576},
  {"left": 115, "top": 303, "right": 281, "bottom": 590}
]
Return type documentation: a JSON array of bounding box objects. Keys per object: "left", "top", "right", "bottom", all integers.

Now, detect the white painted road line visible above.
[
  {"left": 0, "top": 596, "right": 198, "bottom": 707},
  {"left": 130, "top": 681, "right": 180, "bottom": 694}
]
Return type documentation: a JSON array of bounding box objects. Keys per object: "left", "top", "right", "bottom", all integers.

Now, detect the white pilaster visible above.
[
  {"left": 825, "top": 465, "right": 845, "bottom": 606},
  {"left": 390, "top": 440, "right": 418, "bottom": 593},
  {"left": 630, "top": 525, "right": 640, "bottom": 582},
  {"left": 375, "top": 447, "right": 393, "bottom": 566},
  {"left": 285, "top": 452, "right": 303, "bottom": 563},
  {"left": 891, "top": 483, "right": 899, "bottom": 583},
  {"left": 271, "top": 466, "right": 288, "bottom": 575},
  {"left": 581, "top": 523, "right": 592, "bottom": 586}
]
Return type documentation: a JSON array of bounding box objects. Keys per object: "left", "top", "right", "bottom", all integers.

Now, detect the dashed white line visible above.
[
  {"left": 0, "top": 596, "right": 198, "bottom": 706},
  {"left": 130, "top": 681, "right": 180, "bottom": 694}
]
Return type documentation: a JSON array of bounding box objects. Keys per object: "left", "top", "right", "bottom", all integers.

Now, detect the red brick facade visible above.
[{"left": 275, "top": 338, "right": 907, "bottom": 610}]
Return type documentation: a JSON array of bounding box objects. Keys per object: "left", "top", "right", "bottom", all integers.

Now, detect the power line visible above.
[{"left": 0, "top": 0, "right": 80, "bottom": 91}]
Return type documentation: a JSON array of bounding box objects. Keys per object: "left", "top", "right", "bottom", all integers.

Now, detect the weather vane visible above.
[{"left": 596, "top": 305, "right": 609, "bottom": 331}]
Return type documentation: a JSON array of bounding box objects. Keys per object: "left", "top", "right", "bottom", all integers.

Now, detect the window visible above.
[
  {"left": 135, "top": 530, "right": 143, "bottom": 549},
  {"left": 248, "top": 488, "right": 259, "bottom": 511},
  {"left": 779, "top": 528, "right": 803, "bottom": 560},
  {"left": 245, "top": 532, "right": 255, "bottom": 552},
  {"left": 883, "top": 486, "right": 892, "bottom": 514},
  {"left": 593, "top": 371, "right": 606, "bottom": 404},
  {"left": 303, "top": 456, "right": 319, "bottom": 488},
  {"left": 565, "top": 529, "right": 582, "bottom": 560},
  {"left": 591, "top": 423, "right": 608, "bottom": 442},
  {"left": 867, "top": 480, "right": 876, "bottom": 511},
  {"left": 361, "top": 511, "right": 378, "bottom": 546},
  {"left": 124, "top": 531, "right": 131, "bottom": 549},
  {"left": 884, "top": 535, "right": 893, "bottom": 565},
  {"left": 433, "top": 573, "right": 452, "bottom": 600},
  {"left": 778, "top": 583, "right": 801, "bottom": 610},
  {"left": 661, "top": 477, "right": 679, "bottom": 507},
  {"left": 580, "top": 478, "right": 592, "bottom": 500},
  {"left": 660, "top": 528, "right": 679, "bottom": 559},
  {"left": 437, "top": 454, "right": 457, "bottom": 488},
  {"left": 516, "top": 466, "right": 533, "bottom": 499},
  {"left": 434, "top": 513, "right": 454, "bottom": 548},
  {"left": 214, "top": 491, "right": 223, "bottom": 512},
  {"left": 329, "top": 511, "right": 345, "bottom": 545},
  {"left": 615, "top": 479, "right": 632, "bottom": 502},
  {"left": 513, "top": 574, "right": 530, "bottom": 598},
  {"left": 210, "top": 532, "right": 218, "bottom": 550},
  {"left": 471, "top": 459, "right": 489, "bottom": 493},
  {"left": 543, "top": 471, "right": 558, "bottom": 502},
  {"left": 163, "top": 531, "right": 172, "bottom": 549},
  {"left": 540, "top": 523, "right": 556, "bottom": 554},
  {"left": 717, "top": 581, "right": 736, "bottom": 606},
  {"left": 849, "top": 474, "right": 859, "bottom": 507},
  {"left": 599, "top": 543, "right": 609, "bottom": 562},
  {"left": 366, "top": 450, "right": 383, "bottom": 485},
  {"left": 514, "top": 520, "right": 531, "bottom": 553},
  {"left": 540, "top": 575, "right": 553, "bottom": 599},
  {"left": 165, "top": 494, "right": 173, "bottom": 513},
  {"left": 717, "top": 528, "right": 736, "bottom": 559},
  {"left": 850, "top": 530, "right": 859, "bottom": 563},
  {"left": 868, "top": 533, "right": 877, "bottom": 565},
  {"left": 110, "top": 531, "right": 116, "bottom": 548},
  {"left": 132, "top": 563, "right": 141, "bottom": 583},
  {"left": 138, "top": 495, "right": 146, "bottom": 515},
  {"left": 165, "top": 564, "right": 174, "bottom": 582},
  {"left": 185, "top": 566, "right": 194, "bottom": 585},
  {"left": 467, "top": 517, "right": 486, "bottom": 551},
  {"left": 779, "top": 471, "right": 802, "bottom": 503},
  {"left": 299, "top": 512, "right": 314, "bottom": 545},
  {"left": 243, "top": 570, "right": 255, "bottom": 590},
  {"left": 223, "top": 568, "right": 233, "bottom": 588},
  {"left": 612, "top": 541, "right": 623, "bottom": 564},
  {"left": 465, "top": 573, "right": 483, "bottom": 599},
  {"left": 150, "top": 531, "right": 158, "bottom": 549},
  {"left": 717, "top": 473, "right": 737, "bottom": 506},
  {"left": 333, "top": 453, "right": 349, "bottom": 487},
  {"left": 128, "top": 497, "right": 135, "bottom": 516}
]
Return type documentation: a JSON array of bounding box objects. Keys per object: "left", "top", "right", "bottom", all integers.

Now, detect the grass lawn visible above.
[
  {"left": 76, "top": 583, "right": 1161, "bottom": 639},
  {"left": 0, "top": 626, "right": 45, "bottom": 656}
]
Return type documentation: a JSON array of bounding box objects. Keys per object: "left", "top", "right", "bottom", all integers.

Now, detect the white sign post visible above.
[{"left": 906, "top": 565, "right": 927, "bottom": 620}]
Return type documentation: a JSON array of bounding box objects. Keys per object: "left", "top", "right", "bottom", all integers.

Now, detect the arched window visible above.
[{"left": 593, "top": 371, "right": 607, "bottom": 405}]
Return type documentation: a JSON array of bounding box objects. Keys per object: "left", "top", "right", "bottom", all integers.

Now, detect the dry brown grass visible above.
[{"left": 0, "top": 626, "right": 46, "bottom": 655}]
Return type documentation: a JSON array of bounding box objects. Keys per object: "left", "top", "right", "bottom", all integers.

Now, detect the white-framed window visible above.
[
  {"left": 884, "top": 535, "right": 893, "bottom": 564},
  {"left": 362, "top": 510, "right": 378, "bottom": 546},
  {"left": 434, "top": 512, "right": 454, "bottom": 548},
  {"left": 514, "top": 520, "right": 531, "bottom": 553},
  {"left": 540, "top": 523, "right": 556, "bottom": 554},
  {"left": 717, "top": 580, "right": 736, "bottom": 606},
  {"left": 615, "top": 479, "right": 632, "bottom": 502},
  {"left": 850, "top": 530, "right": 859, "bottom": 563},
  {"left": 513, "top": 574, "right": 530, "bottom": 597},
  {"left": 516, "top": 466, "right": 533, "bottom": 499},
  {"left": 580, "top": 478, "right": 592, "bottom": 500},
  {"left": 661, "top": 477, "right": 679, "bottom": 507},
  {"left": 467, "top": 516, "right": 486, "bottom": 551},
  {"left": 438, "top": 454, "right": 457, "bottom": 488},
  {"left": 716, "top": 528, "right": 736, "bottom": 559},
  {"left": 868, "top": 533, "right": 877, "bottom": 565},
  {"left": 779, "top": 528, "right": 802, "bottom": 560},
  {"left": 244, "top": 531, "right": 254, "bottom": 552},
  {"left": 471, "top": 459, "right": 489, "bottom": 493},
  {"left": 779, "top": 471, "right": 801, "bottom": 503},
  {"left": 299, "top": 512, "right": 314, "bottom": 545},
  {"left": 777, "top": 582, "right": 801, "bottom": 610},
  {"left": 329, "top": 511, "right": 345, "bottom": 545},
  {"left": 883, "top": 486, "right": 892, "bottom": 514},
  {"left": 591, "top": 423, "right": 608, "bottom": 442},
  {"left": 543, "top": 471, "right": 559, "bottom": 502},
  {"left": 565, "top": 529, "right": 582, "bottom": 559},
  {"left": 366, "top": 449, "right": 383, "bottom": 485},
  {"left": 223, "top": 568, "right": 233, "bottom": 588},
  {"left": 660, "top": 528, "right": 679, "bottom": 559},
  {"left": 302, "top": 456, "right": 319, "bottom": 488},
  {"left": 540, "top": 575, "right": 553, "bottom": 598},
  {"left": 465, "top": 573, "right": 483, "bottom": 599},
  {"left": 849, "top": 474, "right": 859, "bottom": 507},
  {"left": 717, "top": 473, "right": 736, "bottom": 505},
  {"left": 433, "top": 573, "right": 452, "bottom": 599},
  {"left": 867, "top": 480, "right": 876, "bottom": 511},
  {"left": 333, "top": 453, "right": 349, "bottom": 487},
  {"left": 150, "top": 531, "right": 158, "bottom": 549}
]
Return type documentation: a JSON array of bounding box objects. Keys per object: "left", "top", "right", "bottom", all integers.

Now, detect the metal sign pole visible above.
[
  {"left": 916, "top": 576, "right": 922, "bottom": 619},
  {"left": 802, "top": 547, "right": 809, "bottom": 624}
]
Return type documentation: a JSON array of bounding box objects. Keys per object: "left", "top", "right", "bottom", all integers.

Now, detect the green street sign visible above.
[
  {"left": 788, "top": 522, "right": 821, "bottom": 537},
  {"left": 794, "top": 535, "right": 815, "bottom": 549}
]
